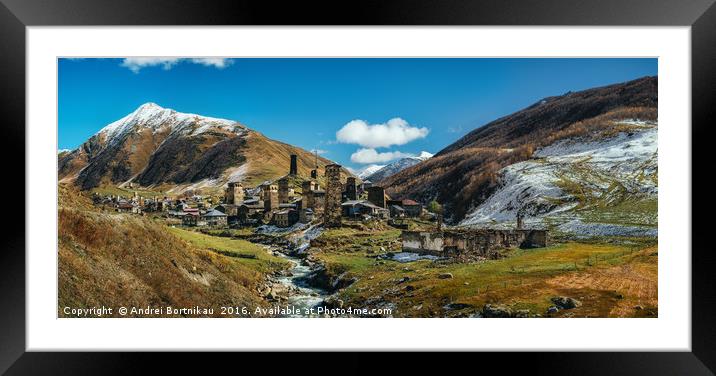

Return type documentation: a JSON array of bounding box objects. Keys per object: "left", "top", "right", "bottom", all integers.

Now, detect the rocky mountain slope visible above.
[
  {"left": 460, "top": 120, "right": 657, "bottom": 237},
  {"left": 381, "top": 76, "right": 658, "bottom": 224},
  {"left": 365, "top": 151, "right": 433, "bottom": 183},
  {"left": 59, "top": 103, "right": 339, "bottom": 193},
  {"left": 355, "top": 164, "right": 385, "bottom": 180}
]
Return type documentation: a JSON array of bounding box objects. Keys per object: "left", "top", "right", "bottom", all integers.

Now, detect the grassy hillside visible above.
[
  {"left": 58, "top": 185, "right": 283, "bottom": 317},
  {"left": 383, "top": 93, "right": 658, "bottom": 223}
]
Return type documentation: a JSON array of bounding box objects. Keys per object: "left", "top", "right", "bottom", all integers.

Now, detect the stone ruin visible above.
[{"left": 401, "top": 228, "right": 549, "bottom": 259}]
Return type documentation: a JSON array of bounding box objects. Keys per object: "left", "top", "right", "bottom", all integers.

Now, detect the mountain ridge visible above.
[
  {"left": 381, "top": 76, "right": 658, "bottom": 223},
  {"left": 58, "top": 103, "right": 340, "bottom": 193},
  {"left": 365, "top": 151, "right": 433, "bottom": 183}
]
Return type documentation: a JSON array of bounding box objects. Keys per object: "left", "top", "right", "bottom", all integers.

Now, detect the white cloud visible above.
[
  {"left": 190, "top": 58, "right": 232, "bottom": 69},
  {"left": 336, "top": 118, "right": 429, "bottom": 148},
  {"left": 120, "top": 58, "right": 232, "bottom": 73},
  {"left": 350, "top": 148, "right": 412, "bottom": 164},
  {"left": 310, "top": 149, "right": 328, "bottom": 155}
]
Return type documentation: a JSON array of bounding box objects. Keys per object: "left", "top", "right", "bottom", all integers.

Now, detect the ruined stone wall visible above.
[
  {"left": 401, "top": 231, "right": 444, "bottom": 255},
  {"left": 402, "top": 229, "right": 548, "bottom": 259},
  {"left": 324, "top": 164, "right": 342, "bottom": 227},
  {"left": 312, "top": 194, "right": 325, "bottom": 214}
]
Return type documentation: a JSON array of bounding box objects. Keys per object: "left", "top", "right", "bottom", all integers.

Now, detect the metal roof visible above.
[{"left": 202, "top": 209, "right": 227, "bottom": 217}]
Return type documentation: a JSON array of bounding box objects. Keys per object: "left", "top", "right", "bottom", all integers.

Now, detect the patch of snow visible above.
[
  {"left": 416, "top": 151, "right": 434, "bottom": 159},
  {"left": 557, "top": 219, "right": 657, "bottom": 238},
  {"left": 226, "top": 163, "right": 249, "bottom": 182},
  {"left": 390, "top": 252, "right": 440, "bottom": 263},
  {"left": 460, "top": 122, "right": 658, "bottom": 237},
  {"left": 167, "top": 177, "right": 222, "bottom": 194},
  {"left": 355, "top": 164, "right": 386, "bottom": 179},
  {"left": 96, "top": 102, "right": 245, "bottom": 148}
]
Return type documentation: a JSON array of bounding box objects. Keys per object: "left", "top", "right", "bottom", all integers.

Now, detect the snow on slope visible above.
[
  {"left": 365, "top": 151, "right": 433, "bottom": 182},
  {"left": 459, "top": 121, "right": 657, "bottom": 237},
  {"left": 355, "top": 164, "right": 386, "bottom": 179},
  {"left": 97, "top": 102, "right": 245, "bottom": 146}
]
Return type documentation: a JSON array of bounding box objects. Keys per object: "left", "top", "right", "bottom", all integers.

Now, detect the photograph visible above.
[{"left": 57, "top": 57, "right": 659, "bottom": 318}]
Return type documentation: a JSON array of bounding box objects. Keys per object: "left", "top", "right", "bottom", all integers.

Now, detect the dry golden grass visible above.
[
  {"left": 58, "top": 187, "right": 277, "bottom": 317},
  {"left": 546, "top": 246, "right": 658, "bottom": 317}
]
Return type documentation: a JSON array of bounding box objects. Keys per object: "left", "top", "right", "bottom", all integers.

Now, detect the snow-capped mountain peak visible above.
[
  {"left": 364, "top": 151, "right": 433, "bottom": 183},
  {"left": 355, "top": 164, "right": 386, "bottom": 179},
  {"left": 97, "top": 102, "right": 244, "bottom": 144}
]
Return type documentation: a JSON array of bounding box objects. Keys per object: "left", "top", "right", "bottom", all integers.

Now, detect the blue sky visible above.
[{"left": 59, "top": 58, "right": 657, "bottom": 171}]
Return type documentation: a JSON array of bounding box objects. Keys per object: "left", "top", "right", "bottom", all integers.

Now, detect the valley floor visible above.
[
  {"left": 58, "top": 187, "right": 657, "bottom": 318},
  {"left": 306, "top": 223, "right": 657, "bottom": 318}
]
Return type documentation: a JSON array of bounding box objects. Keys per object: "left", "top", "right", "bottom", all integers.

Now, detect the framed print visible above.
[{"left": 2, "top": 0, "right": 715, "bottom": 373}]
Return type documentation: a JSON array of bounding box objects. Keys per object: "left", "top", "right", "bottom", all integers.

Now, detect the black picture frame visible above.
[{"left": 1, "top": 0, "right": 714, "bottom": 373}]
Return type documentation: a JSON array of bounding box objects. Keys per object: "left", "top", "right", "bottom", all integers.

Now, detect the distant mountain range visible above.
[
  {"left": 363, "top": 152, "right": 433, "bottom": 183},
  {"left": 381, "top": 76, "right": 658, "bottom": 228},
  {"left": 58, "top": 103, "right": 341, "bottom": 193},
  {"left": 58, "top": 76, "right": 659, "bottom": 236}
]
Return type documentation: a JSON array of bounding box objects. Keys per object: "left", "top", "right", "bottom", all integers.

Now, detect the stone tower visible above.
[
  {"left": 324, "top": 164, "right": 343, "bottom": 227},
  {"left": 367, "top": 186, "right": 387, "bottom": 208},
  {"left": 302, "top": 180, "right": 314, "bottom": 209},
  {"left": 345, "top": 177, "right": 357, "bottom": 200},
  {"left": 263, "top": 184, "right": 279, "bottom": 212},
  {"left": 278, "top": 177, "right": 290, "bottom": 204},
  {"left": 225, "top": 182, "right": 245, "bottom": 204},
  {"left": 290, "top": 154, "right": 298, "bottom": 175}
]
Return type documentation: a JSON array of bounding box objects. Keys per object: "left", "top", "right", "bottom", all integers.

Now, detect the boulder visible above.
[
  {"left": 514, "top": 309, "right": 531, "bottom": 318},
  {"left": 550, "top": 296, "right": 582, "bottom": 309},
  {"left": 438, "top": 273, "right": 454, "bottom": 279},
  {"left": 547, "top": 306, "right": 559, "bottom": 314},
  {"left": 482, "top": 304, "right": 513, "bottom": 318},
  {"left": 444, "top": 303, "right": 472, "bottom": 310},
  {"left": 323, "top": 296, "right": 344, "bottom": 309}
]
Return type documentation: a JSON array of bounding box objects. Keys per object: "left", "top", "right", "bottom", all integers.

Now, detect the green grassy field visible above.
[
  {"left": 310, "top": 226, "right": 657, "bottom": 318},
  {"left": 168, "top": 227, "right": 291, "bottom": 274}
]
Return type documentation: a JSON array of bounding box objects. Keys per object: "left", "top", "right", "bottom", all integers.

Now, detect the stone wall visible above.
[{"left": 402, "top": 229, "right": 548, "bottom": 259}]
